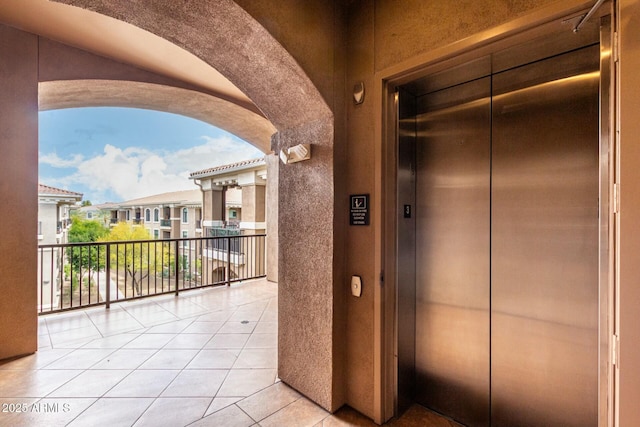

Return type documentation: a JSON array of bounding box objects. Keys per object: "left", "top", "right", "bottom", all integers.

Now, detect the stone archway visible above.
[{"left": 51, "top": 0, "right": 339, "bottom": 412}]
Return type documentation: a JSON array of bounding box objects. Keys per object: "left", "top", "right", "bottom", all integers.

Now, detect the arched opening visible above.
[{"left": 0, "top": 0, "right": 339, "bottom": 415}]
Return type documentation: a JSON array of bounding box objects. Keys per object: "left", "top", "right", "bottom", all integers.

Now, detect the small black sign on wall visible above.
[{"left": 350, "top": 194, "right": 370, "bottom": 226}]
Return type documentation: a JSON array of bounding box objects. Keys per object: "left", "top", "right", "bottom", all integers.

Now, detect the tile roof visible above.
[
  {"left": 189, "top": 157, "right": 265, "bottom": 178},
  {"left": 117, "top": 189, "right": 202, "bottom": 207},
  {"left": 38, "top": 183, "right": 83, "bottom": 198}
]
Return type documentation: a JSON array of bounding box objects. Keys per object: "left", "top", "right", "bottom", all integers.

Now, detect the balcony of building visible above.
[{"left": 3, "top": 277, "right": 439, "bottom": 426}]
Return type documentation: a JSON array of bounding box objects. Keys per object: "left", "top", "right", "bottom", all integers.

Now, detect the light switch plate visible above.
[{"left": 351, "top": 275, "right": 362, "bottom": 297}]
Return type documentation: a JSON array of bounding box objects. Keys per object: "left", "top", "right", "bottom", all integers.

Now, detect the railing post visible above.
[
  {"left": 175, "top": 239, "right": 180, "bottom": 296},
  {"left": 226, "top": 236, "right": 231, "bottom": 287},
  {"left": 105, "top": 243, "right": 111, "bottom": 309}
]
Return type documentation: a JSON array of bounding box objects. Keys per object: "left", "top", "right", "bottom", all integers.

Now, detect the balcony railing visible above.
[
  {"left": 37, "top": 234, "right": 267, "bottom": 314},
  {"left": 160, "top": 219, "right": 171, "bottom": 227},
  {"left": 110, "top": 218, "right": 119, "bottom": 224}
]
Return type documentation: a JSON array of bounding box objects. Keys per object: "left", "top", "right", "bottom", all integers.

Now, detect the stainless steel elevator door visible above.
[
  {"left": 414, "top": 77, "right": 491, "bottom": 427},
  {"left": 409, "top": 44, "right": 600, "bottom": 427},
  {"left": 491, "top": 46, "right": 600, "bottom": 427}
]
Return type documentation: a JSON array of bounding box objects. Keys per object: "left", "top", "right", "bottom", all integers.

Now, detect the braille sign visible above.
[{"left": 350, "top": 194, "right": 370, "bottom": 226}]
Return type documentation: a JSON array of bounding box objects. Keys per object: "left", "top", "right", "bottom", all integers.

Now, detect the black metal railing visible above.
[{"left": 37, "top": 234, "right": 266, "bottom": 314}]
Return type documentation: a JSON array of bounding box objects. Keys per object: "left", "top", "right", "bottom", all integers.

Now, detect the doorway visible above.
[{"left": 394, "top": 14, "right": 611, "bottom": 427}]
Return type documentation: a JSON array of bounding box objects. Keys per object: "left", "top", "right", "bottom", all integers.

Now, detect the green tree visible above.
[
  {"left": 81, "top": 200, "right": 92, "bottom": 206},
  {"left": 66, "top": 218, "right": 109, "bottom": 286},
  {"left": 100, "top": 222, "right": 166, "bottom": 296}
]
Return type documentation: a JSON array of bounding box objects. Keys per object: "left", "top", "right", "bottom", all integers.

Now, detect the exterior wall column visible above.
[
  {"left": 0, "top": 24, "right": 38, "bottom": 360},
  {"left": 266, "top": 154, "right": 279, "bottom": 282},
  {"left": 237, "top": 171, "right": 266, "bottom": 235},
  {"left": 200, "top": 180, "right": 225, "bottom": 230}
]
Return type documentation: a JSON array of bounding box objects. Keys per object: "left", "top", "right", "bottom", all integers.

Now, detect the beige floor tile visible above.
[
  {"left": 244, "top": 333, "right": 277, "bottom": 349},
  {"left": 182, "top": 321, "right": 224, "bottom": 334},
  {"left": 216, "top": 369, "right": 277, "bottom": 398},
  {"left": 0, "top": 370, "right": 83, "bottom": 398},
  {"left": 0, "top": 348, "right": 73, "bottom": 370},
  {"left": 197, "top": 311, "right": 234, "bottom": 322},
  {"left": 66, "top": 397, "right": 154, "bottom": 427},
  {"left": 42, "top": 349, "right": 115, "bottom": 370},
  {"left": 45, "top": 314, "right": 93, "bottom": 333},
  {"left": 204, "top": 397, "right": 242, "bottom": 417},
  {"left": 164, "top": 333, "right": 214, "bottom": 349},
  {"left": 236, "top": 382, "right": 301, "bottom": 422},
  {"left": 90, "top": 349, "right": 157, "bottom": 370},
  {"left": 134, "top": 397, "right": 212, "bottom": 427},
  {"left": 144, "top": 319, "right": 194, "bottom": 333},
  {"left": 86, "top": 308, "right": 136, "bottom": 325},
  {"left": 48, "top": 370, "right": 131, "bottom": 398},
  {"left": 129, "top": 311, "right": 179, "bottom": 326},
  {"left": 138, "top": 349, "right": 198, "bottom": 369},
  {"left": 233, "top": 348, "right": 277, "bottom": 369},
  {"left": 228, "top": 310, "right": 264, "bottom": 322},
  {"left": 253, "top": 321, "right": 277, "bottom": 334},
  {"left": 205, "top": 333, "right": 250, "bottom": 349},
  {"left": 122, "top": 333, "right": 176, "bottom": 349},
  {"left": 218, "top": 321, "right": 257, "bottom": 334},
  {"left": 105, "top": 370, "right": 179, "bottom": 397},
  {"left": 95, "top": 318, "right": 144, "bottom": 336},
  {"left": 259, "top": 398, "right": 329, "bottom": 427},
  {"left": 186, "top": 349, "right": 237, "bottom": 369},
  {"left": 0, "top": 397, "right": 96, "bottom": 427},
  {"left": 191, "top": 404, "right": 255, "bottom": 427},
  {"left": 48, "top": 327, "right": 101, "bottom": 347},
  {"left": 81, "top": 333, "right": 141, "bottom": 349},
  {"left": 161, "top": 369, "right": 228, "bottom": 397}
]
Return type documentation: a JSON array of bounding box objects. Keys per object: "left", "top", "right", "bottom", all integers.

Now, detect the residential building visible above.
[
  {"left": 108, "top": 189, "right": 203, "bottom": 240},
  {"left": 190, "top": 157, "right": 267, "bottom": 236},
  {"left": 191, "top": 157, "right": 271, "bottom": 282},
  {"left": 73, "top": 202, "right": 117, "bottom": 226},
  {"left": 37, "top": 183, "right": 82, "bottom": 311},
  {"left": 3, "top": 2, "right": 640, "bottom": 426}
]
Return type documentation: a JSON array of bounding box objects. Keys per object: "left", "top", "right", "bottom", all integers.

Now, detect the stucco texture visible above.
[{"left": 0, "top": 24, "right": 39, "bottom": 360}]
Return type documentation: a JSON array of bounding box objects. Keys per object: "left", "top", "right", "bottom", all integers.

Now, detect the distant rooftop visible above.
[
  {"left": 117, "top": 189, "right": 201, "bottom": 207},
  {"left": 38, "top": 183, "right": 83, "bottom": 199},
  {"left": 190, "top": 157, "right": 265, "bottom": 179}
]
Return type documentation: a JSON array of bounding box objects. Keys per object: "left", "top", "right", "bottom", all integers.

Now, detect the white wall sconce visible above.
[{"left": 279, "top": 143, "right": 311, "bottom": 164}]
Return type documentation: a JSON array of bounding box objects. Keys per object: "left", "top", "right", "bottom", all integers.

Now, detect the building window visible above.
[
  {"left": 182, "top": 208, "right": 188, "bottom": 224},
  {"left": 87, "top": 212, "right": 93, "bottom": 219},
  {"left": 145, "top": 209, "right": 151, "bottom": 222},
  {"left": 126, "top": 210, "right": 130, "bottom": 221},
  {"left": 154, "top": 208, "right": 159, "bottom": 222},
  {"left": 229, "top": 209, "right": 237, "bottom": 219},
  {"left": 154, "top": 229, "right": 159, "bottom": 239},
  {"left": 182, "top": 230, "right": 188, "bottom": 248}
]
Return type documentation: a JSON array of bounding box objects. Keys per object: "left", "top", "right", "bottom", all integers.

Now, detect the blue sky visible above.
[{"left": 39, "top": 107, "right": 263, "bottom": 204}]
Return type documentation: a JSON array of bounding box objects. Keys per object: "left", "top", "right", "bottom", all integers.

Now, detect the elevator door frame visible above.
[{"left": 378, "top": 4, "right": 615, "bottom": 426}]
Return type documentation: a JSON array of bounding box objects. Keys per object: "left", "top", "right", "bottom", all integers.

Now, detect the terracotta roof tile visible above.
[
  {"left": 189, "top": 157, "right": 265, "bottom": 178},
  {"left": 38, "top": 183, "right": 83, "bottom": 198}
]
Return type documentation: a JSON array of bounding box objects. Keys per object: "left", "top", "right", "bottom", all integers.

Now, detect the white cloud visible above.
[
  {"left": 39, "top": 152, "right": 84, "bottom": 168},
  {"left": 39, "top": 136, "right": 264, "bottom": 202}
]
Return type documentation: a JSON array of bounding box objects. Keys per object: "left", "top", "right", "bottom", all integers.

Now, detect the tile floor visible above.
[{"left": 0, "top": 279, "right": 453, "bottom": 427}]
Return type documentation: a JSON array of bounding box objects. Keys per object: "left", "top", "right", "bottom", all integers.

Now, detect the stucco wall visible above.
[{"left": 0, "top": 24, "right": 38, "bottom": 360}]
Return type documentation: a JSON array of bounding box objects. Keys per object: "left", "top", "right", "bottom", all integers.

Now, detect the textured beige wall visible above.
[
  {"left": 240, "top": 185, "right": 266, "bottom": 224},
  {"left": 266, "top": 155, "right": 279, "bottom": 282},
  {"left": 235, "top": 0, "right": 347, "bottom": 411},
  {"left": 0, "top": 24, "right": 38, "bottom": 361},
  {"left": 345, "top": 0, "right": 376, "bottom": 417},
  {"left": 618, "top": 1, "right": 640, "bottom": 425},
  {"left": 373, "top": 0, "right": 558, "bottom": 72}
]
